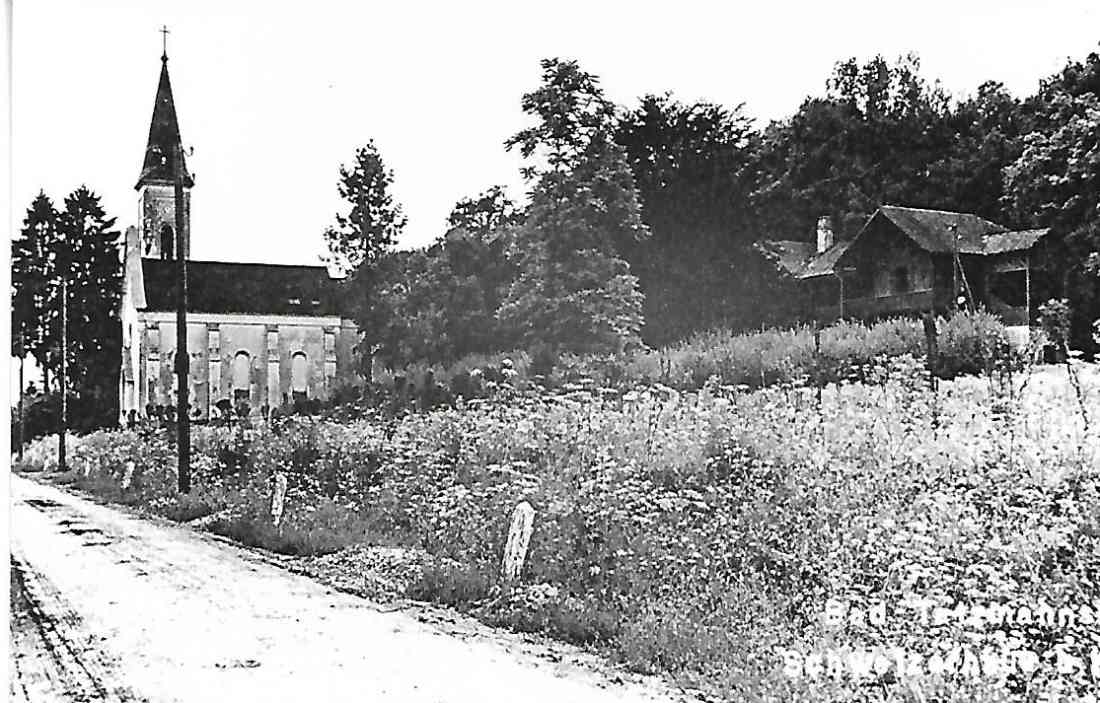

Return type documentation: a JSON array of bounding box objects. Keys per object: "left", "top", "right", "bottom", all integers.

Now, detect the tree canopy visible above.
[
  {"left": 497, "top": 58, "right": 648, "bottom": 356},
  {"left": 12, "top": 186, "right": 122, "bottom": 425},
  {"left": 322, "top": 141, "right": 406, "bottom": 277},
  {"left": 330, "top": 46, "right": 1100, "bottom": 370}
]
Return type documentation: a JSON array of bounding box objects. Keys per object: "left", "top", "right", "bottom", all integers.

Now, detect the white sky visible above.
[{"left": 10, "top": 0, "right": 1099, "bottom": 265}]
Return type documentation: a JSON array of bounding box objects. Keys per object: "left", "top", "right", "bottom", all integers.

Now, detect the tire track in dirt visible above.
[
  {"left": 9, "top": 555, "right": 142, "bottom": 702},
  {"left": 11, "top": 474, "right": 692, "bottom": 703}
]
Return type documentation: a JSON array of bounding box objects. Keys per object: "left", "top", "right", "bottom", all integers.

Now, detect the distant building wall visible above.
[{"left": 128, "top": 311, "right": 360, "bottom": 420}]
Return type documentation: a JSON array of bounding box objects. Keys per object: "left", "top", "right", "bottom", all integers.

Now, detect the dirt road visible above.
[{"left": 9, "top": 474, "right": 686, "bottom": 702}]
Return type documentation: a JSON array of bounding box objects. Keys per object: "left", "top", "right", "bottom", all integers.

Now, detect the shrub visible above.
[
  {"left": 935, "top": 309, "right": 1011, "bottom": 377},
  {"left": 406, "top": 562, "right": 492, "bottom": 608}
]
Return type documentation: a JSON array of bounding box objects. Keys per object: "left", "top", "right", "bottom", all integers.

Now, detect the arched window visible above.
[
  {"left": 232, "top": 351, "right": 251, "bottom": 405},
  {"left": 160, "top": 223, "right": 174, "bottom": 260},
  {"left": 290, "top": 352, "right": 309, "bottom": 402}
]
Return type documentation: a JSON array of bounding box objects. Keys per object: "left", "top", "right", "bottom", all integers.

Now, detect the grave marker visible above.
[{"left": 501, "top": 501, "right": 535, "bottom": 583}]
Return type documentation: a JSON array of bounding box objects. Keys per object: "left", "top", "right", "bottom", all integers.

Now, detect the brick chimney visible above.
[{"left": 816, "top": 215, "right": 834, "bottom": 254}]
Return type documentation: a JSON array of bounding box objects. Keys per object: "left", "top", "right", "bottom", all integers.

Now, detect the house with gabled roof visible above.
[
  {"left": 119, "top": 48, "right": 361, "bottom": 423},
  {"left": 755, "top": 205, "right": 1052, "bottom": 325}
]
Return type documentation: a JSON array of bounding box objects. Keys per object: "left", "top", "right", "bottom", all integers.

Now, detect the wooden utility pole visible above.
[
  {"left": 175, "top": 141, "right": 190, "bottom": 494},
  {"left": 359, "top": 187, "right": 373, "bottom": 384},
  {"left": 59, "top": 219, "right": 73, "bottom": 472},
  {"left": 951, "top": 224, "right": 959, "bottom": 310},
  {"left": 18, "top": 332, "right": 25, "bottom": 461}
]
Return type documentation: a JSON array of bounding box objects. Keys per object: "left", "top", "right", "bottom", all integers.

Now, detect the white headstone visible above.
[
  {"left": 121, "top": 461, "right": 136, "bottom": 490},
  {"left": 271, "top": 473, "right": 288, "bottom": 528},
  {"left": 501, "top": 501, "right": 536, "bottom": 583}
]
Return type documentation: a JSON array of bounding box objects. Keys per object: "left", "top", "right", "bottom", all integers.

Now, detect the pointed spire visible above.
[{"left": 135, "top": 49, "right": 193, "bottom": 190}]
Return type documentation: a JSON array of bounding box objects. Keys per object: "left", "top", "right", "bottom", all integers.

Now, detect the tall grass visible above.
[
  {"left": 365, "top": 311, "right": 1011, "bottom": 397},
  {"left": 14, "top": 355, "right": 1099, "bottom": 700}
]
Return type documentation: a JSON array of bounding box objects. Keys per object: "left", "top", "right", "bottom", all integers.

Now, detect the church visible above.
[{"left": 119, "top": 48, "right": 362, "bottom": 423}]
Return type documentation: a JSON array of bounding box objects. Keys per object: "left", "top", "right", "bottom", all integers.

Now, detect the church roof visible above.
[
  {"left": 136, "top": 55, "right": 194, "bottom": 189},
  {"left": 140, "top": 259, "right": 349, "bottom": 317}
]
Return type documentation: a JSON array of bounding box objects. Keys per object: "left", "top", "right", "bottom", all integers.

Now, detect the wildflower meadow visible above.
[{"left": 14, "top": 334, "right": 1100, "bottom": 702}]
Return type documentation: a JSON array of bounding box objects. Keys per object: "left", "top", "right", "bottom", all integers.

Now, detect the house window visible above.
[
  {"left": 892, "top": 266, "right": 910, "bottom": 293},
  {"left": 232, "top": 351, "right": 251, "bottom": 405},
  {"left": 161, "top": 224, "right": 174, "bottom": 260},
  {"left": 290, "top": 352, "right": 309, "bottom": 402}
]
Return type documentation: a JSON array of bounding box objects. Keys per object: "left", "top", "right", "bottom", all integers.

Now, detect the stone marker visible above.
[
  {"left": 501, "top": 501, "right": 536, "bottom": 583},
  {"left": 121, "top": 461, "right": 136, "bottom": 490},
  {"left": 271, "top": 473, "right": 288, "bottom": 528}
]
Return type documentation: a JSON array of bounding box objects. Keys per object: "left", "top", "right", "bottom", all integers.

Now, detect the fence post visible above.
[
  {"left": 813, "top": 324, "right": 823, "bottom": 408},
  {"left": 501, "top": 501, "right": 536, "bottom": 584},
  {"left": 922, "top": 313, "right": 938, "bottom": 392},
  {"left": 121, "top": 461, "right": 136, "bottom": 491},
  {"left": 271, "top": 473, "right": 288, "bottom": 529}
]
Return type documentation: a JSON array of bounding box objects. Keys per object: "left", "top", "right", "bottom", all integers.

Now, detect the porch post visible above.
[{"left": 1025, "top": 253, "right": 1032, "bottom": 327}]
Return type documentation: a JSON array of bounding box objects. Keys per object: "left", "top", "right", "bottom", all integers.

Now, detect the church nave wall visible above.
[
  {"left": 143, "top": 320, "right": 210, "bottom": 419},
  {"left": 137, "top": 314, "right": 350, "bottom": 419}
]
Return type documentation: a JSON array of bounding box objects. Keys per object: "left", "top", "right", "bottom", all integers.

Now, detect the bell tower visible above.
[{"left": 136, "top": 39, "right": 193, "bottom": 260}]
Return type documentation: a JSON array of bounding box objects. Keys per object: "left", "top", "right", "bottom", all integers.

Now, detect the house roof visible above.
[
  {"left": 136, "top": 55, "right": 194, "bottom": 189},
  {"left": 755, "top": 240, "right": 815, "bottom": 277},
  {"left": 981, "top": 228, "right": 1051, "bottom": 255},
  {"left": 799, "top": 238, "right": 855, "bottom": 278},
  {"left": 756, "top": 206, "right": 1050, "bottom": 280},
  {"left": 140, "top": 258, "right": 348, "bottom": 316},
  {"left": 876, "top": 205, "right": 1006, "bottom": 254},
  {"left": 754, "top": 238, "right": 855, "bottom": 280}
]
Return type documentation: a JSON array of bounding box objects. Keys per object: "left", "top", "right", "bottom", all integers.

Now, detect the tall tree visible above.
[
  {"left": 446, "top": 185, "right": 522, "bottom": 236},
  {"left": 616, "top": 95, "right": 763, "bottom": 342},
  {"left": 498, "top": 58, "right": 647, "bottom": 356},
  {"left": 12, "top": 187, "right": 121, "bottom": 427},
  {"left": 323, "top": 142, "right": 407, "bottom": 375},
  {"left": 12, "top": 193, "right": 60, "bottom": 388},
  {"left": 367, "top": 249, "right": 450, "bottom": 369},
  {"left": 925, "top": 81, "right": 1027, "bottom": 222},
  {"left": 752, "top": 53, "right": 953, "bottom": 240},
  {"left": 56, "top": 187, "right": 123, "bottom": 423},
  {"left": 322, "top": 141, "right": 406, "bottom": 277},
  {"left": 1004, "top": 48, "right": 1100, "bottom": 350},
  {"left": 444, "top": 187, "right": 521, "bottom": 346}
]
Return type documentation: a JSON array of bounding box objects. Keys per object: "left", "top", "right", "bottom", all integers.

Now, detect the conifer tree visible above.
[
  {"left": 55, "top": 187, "right": 122, "bottom": 423},
  {"left": 322, "top": 141, "right": 406, "bottom": 277},
  {"left": 323, "top": 142, "right": 407, "bottom": 376},
  {"left": 12, "top": 187, "right": 121, "bottom": 426},
  {"left": 12, "top": 192, "right": 60, "bottom": 389}
]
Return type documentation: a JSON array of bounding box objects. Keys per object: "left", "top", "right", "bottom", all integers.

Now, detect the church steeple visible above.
[
  {"left": 136, "top": 49, "right": 193, "bottom": 189},
  {"left": 136, "top": 39, "right": 193, "bottom": 261}
]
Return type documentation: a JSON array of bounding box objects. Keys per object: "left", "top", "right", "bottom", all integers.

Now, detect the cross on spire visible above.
[
  {"left": 160, "top": 25, "right": 170, "bottom": 60},
  {"left": 137, "top": 38, "right": 192, "bottom": 189}
]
